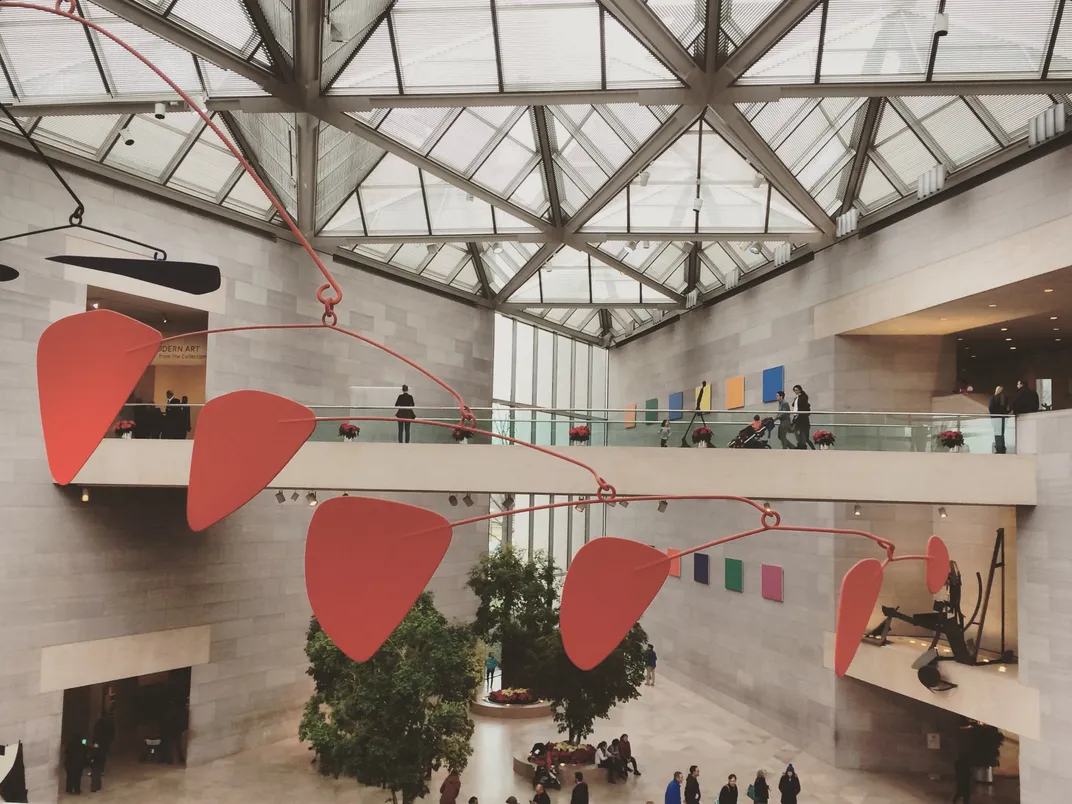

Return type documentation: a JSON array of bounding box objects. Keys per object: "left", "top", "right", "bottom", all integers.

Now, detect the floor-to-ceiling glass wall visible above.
[{"left": 489, "top": 315, "right": 609, "bottom": 569}]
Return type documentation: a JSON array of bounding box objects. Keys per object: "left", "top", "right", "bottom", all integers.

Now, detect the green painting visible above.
[
  {"left": 725, "top": 557, "right": 743, "bottom": 592},
  {"left": 645, "top": 397, "right": 659, "bottom": 424}
]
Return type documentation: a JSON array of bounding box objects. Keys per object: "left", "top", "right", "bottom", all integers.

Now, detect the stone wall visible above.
[{"left": 0, "top": 147, "right": 493, "bottom": 802}]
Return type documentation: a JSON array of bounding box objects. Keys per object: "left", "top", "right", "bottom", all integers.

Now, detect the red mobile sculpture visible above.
[{"left": 22, "top": 0, "right": 948, "bottom": 679}]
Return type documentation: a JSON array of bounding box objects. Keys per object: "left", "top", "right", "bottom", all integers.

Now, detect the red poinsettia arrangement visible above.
[
  {"left": 937, "top": 430, "right": 964, "bottom": 449},
  {"left": 452, "top": 426, "right": 473, "bottom": 442},
  {"left": 338, "top": 423, "right": 360, "bottom": 440},
  {"left": 569, "top": 425, "right": 591, "bottom": 443},
  {"left": 113, "top": 420, "right": 135, "bottom": 436},
  {"left": 692, "top": 425, "right": 713, "bottom": 444},
  {"left": 547, "top": 742, "right": 596, "bottom": 765},
  {"left": 813, "top": 430, "right": 835, "bottom": 446},
  {"left": 488, "top": 687, "right": 536, "bottom": 704}
]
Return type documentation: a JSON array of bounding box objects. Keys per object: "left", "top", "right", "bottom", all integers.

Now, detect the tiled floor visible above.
[{"left": 62, "top": 677, "right": 1018, "bottom": 804}]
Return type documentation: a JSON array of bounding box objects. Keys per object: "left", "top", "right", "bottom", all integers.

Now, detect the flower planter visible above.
[
  {"left": 819, "top": 444, "right": 831, "bottom": 450},
  {"left": 120, "top": 431, "right": 133, "bottom": 440},
  {"left": 341, "top": 436, "right": 357, "bottom": 443},
  {"left": 696, "top": 440, "right": 710, "bottom": 448}
]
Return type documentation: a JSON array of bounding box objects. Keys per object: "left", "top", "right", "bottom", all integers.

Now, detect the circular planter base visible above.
[{"left": 471, "top": 698, "right": 552, "bottom": 719}]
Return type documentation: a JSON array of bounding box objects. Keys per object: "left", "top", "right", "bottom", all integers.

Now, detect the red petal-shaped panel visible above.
[
  {"left": 187, "top": 390, "right": 314, "bottom": 531},
  {"left": 561, "top": 538, "right": 669, "bottom": 670},
  {"left": 37, "top": 310, "right": 162, "bottom": 484},
  {"left": 305, "top": 496, "right": 453, "bottom": 662},
  {"left": 834, "top": 558, "right": 884, "bottom": 677},
  {"left": 926, "top": 535, "right": 950, "bottom": 595}
]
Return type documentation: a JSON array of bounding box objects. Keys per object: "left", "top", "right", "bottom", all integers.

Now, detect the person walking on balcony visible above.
[
  {"left": 790, "top": 386, "right": 813, "bottom": 450},
  {"left": 644, "top": 643, "right": 657, "bottom": 686},
  {"left": 775, "top": 391, "right": 791, "bottom": 449},
  {"left": 1011, "top": 379, "right": 1039, "bottom": 415},
  {"left": 989, "top": 386, "right": 1008, "bottom": 454},
  {"left": 659, "top": 419, "right": 672, "bottom": 447},
  {"left": 395, "top": 384, "right": 416, "bottom": 443}
]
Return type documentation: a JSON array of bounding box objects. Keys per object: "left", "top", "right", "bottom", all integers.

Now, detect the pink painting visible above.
[{"left": 761, "top": 564, "right": 784, "bottom": 602}]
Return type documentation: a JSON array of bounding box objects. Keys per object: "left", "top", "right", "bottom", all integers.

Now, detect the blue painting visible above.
[
  {"left": 694, "top": 553, "right": 710, "bottom": 585},
  {"left": 762, "top": 366, "right": 785, "bottom": 403},
  {"left": 668, "top": 391, "right": 683, "bottom": 420}
]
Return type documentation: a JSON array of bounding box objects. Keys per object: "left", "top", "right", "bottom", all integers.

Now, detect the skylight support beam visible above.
[
  {"left": 598, "top": 0, "right": 704, "bottom": 86},
  {"left": 501, "top": 301, "right": 680, "bottom": 310},
  {"left": 712, "top": 0, "right": 821, "bottom": 91},
  {"left": 886, "top": 97, "right": 955, "bottom": 173},
  {"left": 494, "top": 241, "right": 560, "bottom": 302},
  {"left": 706, "top": 106, "right": 835, "bottom": 236},
  {"left": 333, "top": 250, "right": 495, "bottom": 308},
  {"left": 219, "top": 110, "right": 291, "bottom": 211},
  {"left": 324, "top": 89, "right": 692, "bottom": 109},
  {"left": 240, "top": 0, "right": 293, "bottom": 81},
  {"left": 295, "top": 0, "right": 324, "bottom": 235},
  {"left": 6, "top": 97, "right": 289, "bottom": 117},
  {"left": 721, "top": 80, "right": 1072, "bottom": 103},
  {"left": 533, "top": 107, "right": 563, "bottom": 227},
  {"left": 468, "top": 243, "right": 493, "bottom": 299},
  {"left": 704, "top": 0, "right": 722, "bottom": 72},
  {"left": 575, "top": 244, "right": 686, "bottom": 303},
  {"left": 837, "top": 97, "right": 882, "bottom": 216},
  {"left": 685, "top": 243, "right": 700, "bottom": 292}
]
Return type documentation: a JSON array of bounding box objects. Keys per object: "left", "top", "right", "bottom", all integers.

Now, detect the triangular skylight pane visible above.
[
  {"left": 493, "top": 207, "right": 539, "bottom": 233},
  {"left": 902, "top": 97, "right": 1000, "bottom": 168},
  {"left": 393, "top": 0, "right": 498, "bottom": 93},
  {"left": 583, "top": 186, "right": 629, "bottom": 231},
  {"left": 1052, "top": 10, "right": 1072, "bottom": 76},
  {"left": 380, "top": 108, "right": 460, "bottom": 153},
  {"left": 316, "top": 125, "right": 384, "bottom": 230},
  {"left": 451, "top": 259, "right": 482, "bottom": 293},
  {"left": 484, "top": 242, "right": 539, "bottom": 291},
  {"left": 819, "top": 1, "right": 933, "bottom": 83},
  {"left": 105, "top": 115, "right": 195, "bottom": 180},
  {"left": 167, "top": 125, "right": 241, "bottom": 201},
  {"left": 167, "top": 0, "right": 260, "bottom": 57},
  {"left": 857, "top": 159, "right": 900, "bottom": 213},
  {"left": 932, "top": 0, "right": 1054, "bottom": 78},
  {"left": 425, "top": 174, "right": 496, "bottom": 233},
  {"left": 873, "top": 103, "right": 938, "bottom": 188},
  {"left": 721, "top": 0, "right": 781, "bottom": 52},
  {"left": 198, "top": 59, "right": 269, "bottom": 96},
  {"left": 352, "top": 242, "right": 398, "bottom": 262},
  {"left": 976, "top": 95, "right": 1055, "bottom": 139},
  {"left": 473, "top": 113, "right": 539, "bottom": 195},
  {"left": 0, "top": 6, "right": 107, "bottom": 98},
  {"left": 508, "top": 165, "right": 551, "bottom": 217},
  {"left": 602, "top": 12, "right": 680, "bottom": 88},
  {"left": 33, "top": 114, "right": 120, "bottom": 157},
  {"left": 329, "top": 19, "right": 400, "bottom": 94},
  {"left": 324, "top": 0, "right": 393, "bottom": 84},
  {"left": 497, "top": 0, "right": 601, "bottom": 90},
  {"left": 420, "top": 244, "right": 470, "bottom": 281},
  {"left": 429, "top": 110, "right": 503, "bottom": 174},
  {"left": 358, "top": 154, "right": 429, "bottom": 234},
  {"left": 511, "top": 274, "right": 544, "bottom": 303},
  {"left": 223, "top": 171, "right": 275, "bottom": 217},
  {"left": 767, "top": 188, "right": 816, "bottom": 232},
  {"left": 322, "top": 192, "right": 365, "bottom": 235},
  {"left": 226, "top": 112, "right": 298, "bottom": 216},
  {"left": 644, "top": 0, "right": 704, "bottom": 55},
  {"left": 255, "top": 0, "right": 294, "bottom": 58},
  {"left": 738, "top": 3, "right": 822, "bottom": 84}
]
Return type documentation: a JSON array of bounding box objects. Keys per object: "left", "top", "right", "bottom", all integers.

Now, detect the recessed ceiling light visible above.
[
  {"left": 1010, "top": 346, "right": 1017, "bottom": 350},
  {"left": 1057, "top": 338, "right": 1062, "bottom": 342},
  {"left": 1044, "top": 288, "right": 1054, "bottom": 293},
  {"left": 957, "top": 337, "right": 963, "bottom": 341},
  {"left": 1055, "top": 328, "right": 1061, "bottom": 331},
  {"left": 1051, "top": 316, "right": 1059, "bottom": 320},
  {"left": 1000, "top": 327, "right": 1008, "bottom": 331},
  {"left": 1005, "top": 338, "right": 1012, "bottom": 341},
  {"left": 940, "top": 317, "right": 948, "bottom": 321},
  {"left": 989, "top": 304, "right": 997, "bottom": 308},
  {"left": 971, "top": 354, "right": 976, "bottom": 358}
]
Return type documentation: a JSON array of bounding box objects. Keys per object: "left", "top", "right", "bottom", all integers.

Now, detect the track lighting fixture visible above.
[
  {"left": 642, "top": 241, "right": 651, "bottom": 249},
  {"left": 463, "top": 493, "right": 474, "bottom": 508},
  {"left": 342, "top": 492, "right": 349, "bottom": 497},
  {"left": 466, "top": 192, "right": 475, "bottom": 202},
  {"left": 329, "top": 21, "right": 346, "bottom": 42},
  {"left": 291, "top": 491, "right": 300, "bottom": 501},
  {"left": 307, "top": 491, "right": 318, "bottom": 506},
  {"left": 637, "top": 170, "right": 650, "bottom": 186},
  {"left": 575, "top": 499, "right": 586, "bottom": 512},
  {"left": 751, "top": 172, "right": 764, "bottom": 188},
  {"left": 275, "top": 490, "right": 286, "bottom": 503},
  {"left": 426, "top": 244, "right": 437, "bottom": 255},
  {"left": 449, "top": 494, "right": 459, "bottom": 506},
  {"left": 91, "top": 302, "right": 100, "bottom": 309},
  {"left": 503, "top": 493, "right": 515, "bottom": 508},
  {"left": 657, "top": 500, "right": 668, "bottom": 513},
  {"left": 154, "top": 102, "right": 166, "bottom": 119},
  {"left": 853, "top": 504, "right": 862, "bottom": 517},
  {"left": 619, "top": 500, "right": 629, "bottom": 508},
  {"left": 492, "top": 242, "right": 504, "bottom": 254},
  {"left": 747, "top": 242, "right": 762, "bottom": 255},
  {"left": 81, "top": 488, "right": 90, "bottom": 503},
  {"left": 692, "top": 197, "right": 703, "bottom": 211},
  {"left": 625, "top": 241, "right": 637, "bottom": 252},
  {"left": 119, "top": 127, "right": 135, "bottom": 146},
  {"left": 939, "top": 506, "right": 947, "bottom": 519}
]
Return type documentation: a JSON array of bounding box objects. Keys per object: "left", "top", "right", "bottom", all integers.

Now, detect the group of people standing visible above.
[
  {"left": 774, "top": 387, "right": 813, "bottom": 450},
  {"left": 63, "top": 715, "right": 115, "bottom": 795},
  {"left": 665, "top": 765, "right": 801, "bottom": 804},
  {"left": 989, "top": 380, "right": 1040, "bottom": 454},
  {"left": 127, "top": 390, "right": 191, "bottom": 440}
]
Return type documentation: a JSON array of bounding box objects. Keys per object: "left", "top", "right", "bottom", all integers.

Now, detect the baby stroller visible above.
[{"left": 728, "top": 418, "right": 775, "bottom": 449}]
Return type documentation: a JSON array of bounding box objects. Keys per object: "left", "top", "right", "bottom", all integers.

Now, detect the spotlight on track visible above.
[
  {"left": 307, "top": 491, "right": 317, "bottom": 507},
  {"left": 625, "top": 241, "right": 637, "bottom": 252},
  {"left": 575, "top": 498, "right": 586, "bottom": 512},
  {"left": 619, "top": 500, "right": 629, "bottom": 508},
  {"left": 939, "top": 506, "right": 948, "bottom": 519},
  {"left": 90, "top": 301, "right": 100, "bottom": 309},
  {"left": 81, "top": 488, "right": 90, "bottom": 503},
  {"left": 751, "top": 172, "right": 764, "bottom": 188},
  {"left": 291, "top": 491, "right": 300, "bottom": 502},
  {"left": 426, "top": 243, "right": 437, "bottom": 255},
  {"left": 747, "top": 242, "right": 762, "bottom": 255},
  {"left": 275, "top": 490, "right": 286, "bottom": 503},
  {"left": 449, "top": 494, "right": 459, "bottom": 507},
  {"left": 154, "top": 102, "right": 166, "bottom": 120},
  {"left": 492, "top": 242, "right": 504, "bottom": 254},
  {"left": 853, "top": 504, "right": 862, "bottom": 517},
  {"left": 463, "top": 493, "right": 474, "bottom": 508},
  {"left": 637, "top": 170, "right": 650, "bottom": 186},
  {"left": 692, "top": 197, "right": 703, "bottom": 212},
  {"left": 119, "top": 127, "right": 135, "bottom": 146},
  {"left": 503, "top": 493, "right": 515, "bottom": 508},
  {"left": 657, "top": 500, "right": 668, "bottom": 513}
]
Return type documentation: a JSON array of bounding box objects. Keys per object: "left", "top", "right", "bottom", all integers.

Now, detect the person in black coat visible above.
[
  {"left": 1011, "top": 380, "right": 1040, "bottom": 415},
  {"left": 952, "top": 754, "right": 972, "bottom": 803},
  {"left": 64, "top": 735, "right": 86, "bottom": 794},
  {"left": 570, "top": 772, "right": 589, "bottom": 804},
  {"left": 989, "top": 386, "right": 1009, "bottom": 454},
  {"left": 790, "top": 386, "right": 814, "bottom": 450},
  {"left": 751, "top": 770, "right": 770, "bottom": 803},
  {"left": 395, "top": 384, "right": 416, "bottom": 443},
  {"left": 685, "top": 765, "right": 701, "bottom": 804},
  {"left": 777, "top": 765, "right": 800, "bottom": 804},
  {"left": 165, "top": 391, "right": 184, "bottom": 440},
  {"left": 92, "top": 714, "right": 115, "bottom": 772},
  {"left": 717, "top": 774, "right": 738, "bottom": 804},
  {"left": 181, "top": 395, "right": 192, "bottom": 437}
]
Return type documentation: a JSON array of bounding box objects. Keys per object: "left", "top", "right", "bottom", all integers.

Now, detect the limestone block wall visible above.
[{"left": 0, "top": 147, "right": 493, "bottom": 802}]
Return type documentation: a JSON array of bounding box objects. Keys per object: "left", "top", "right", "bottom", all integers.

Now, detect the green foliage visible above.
[
  {"left": 299, "top": 592, "right": 478, "bottom": 804},
  {"left": 965, "top": 723, "right": 1005, "bottom": 768},
  {"left": 528, "top": 623, "right": 648, "bottom": 744},
  {"left": 466, "top": 544, "right": 558, "bottom": 688}
]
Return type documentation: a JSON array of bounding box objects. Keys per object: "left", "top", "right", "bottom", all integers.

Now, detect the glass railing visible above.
[{"left": 106, "top": 403, "right": 1017, "bottom": 454}]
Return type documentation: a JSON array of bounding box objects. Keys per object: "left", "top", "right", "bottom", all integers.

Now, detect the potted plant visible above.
[
  {"left": 488, "top": 687, "right": 536, "bottom": 705},
  {"left": 937, "top": 430, "right": 964, "bottom": 452},
  {"left": 692, "top": 425, "right": 712, "bottom": 447},
  {"left": 568, "top": 425, "right": 591, "bottom": 445},
  {"left": 114, "top": 420, "right": 135, "bottom": 439},
  {"left": 338, "top": 423, "right": 360, "bottom": 442},
  {"left": 452, "top": 426, "right": 474, "bottom": 443},
  {"left": 965, "top": 722, "right": 1004, "bottom": 783},
  {"left": 813, "top": 430, "right": 835, "bottom": 449}
]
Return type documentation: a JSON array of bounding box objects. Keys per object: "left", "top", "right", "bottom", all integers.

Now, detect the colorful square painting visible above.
[
  {"left": 724, "top": 557, "right": 743, "bottom": 592},
  {"left": 761, "top": 564, "right": 784, "bottom": 602},
  {"left": 695, "top": 384, "right": 711, "bottom": 411},
  {"left": 625, "top": 403, "right": 636, "bottom": 429},
  {"left": 667, "top": 548, "right": 681, "bottom": 578},
  {"left": 762, "top": 366, "right": 785, "bottom": 403},
  {"left": 645, "top": 398, "right": 659, "bottom": 424},
  {"left": 694, "top": 553, "right": 710, "bottom": 585},
  {"left": 726, "top": 376, "right": 745, "bottom": 410},
  {"left": 668, "top": 391, "right": 683, "bottom": 421}
]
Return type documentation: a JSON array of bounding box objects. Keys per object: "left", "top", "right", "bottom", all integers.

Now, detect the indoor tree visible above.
[
  {"left": 528, "top": 623, "right": 648, "bottom": 744},
  {"left": 299, "top": 592, "right": 479, "bottom": 804},
  {"left": 466, "top": 544, "right": 558, "bottom": 688}
]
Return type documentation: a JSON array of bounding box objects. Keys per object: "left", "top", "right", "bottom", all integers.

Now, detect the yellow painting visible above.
[{"left": 694, "top": 384, "right": 711, "bottom": 411}]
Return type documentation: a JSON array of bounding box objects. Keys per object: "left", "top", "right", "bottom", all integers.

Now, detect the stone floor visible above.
[{"left": 60, "top": 676, "right": 1018, "bottom": 804}]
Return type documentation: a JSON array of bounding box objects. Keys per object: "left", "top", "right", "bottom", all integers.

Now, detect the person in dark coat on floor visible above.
[
  {"left": 952, "top": 754, "right": 972, "bottom": 803},
  {"left": 685, "top": 765, "right": 701, "bottom": 804},
  {"left": 64, "top": 736, "right": 86, "bottom": 794},
  {"left": 750, "top": 769, "right": 770, "bottom": 803},
  {"left": 395, "top": 384, "right": 416, "bottom": 443},
  {"left": 777, "top": 765, "right": 800, "bottom": 804},
  {"left": 570, "top": 771, "right": 589, "bottom": 804},
  {"left": 532, "top": 783, "right": 551, "bottom": 804},
  {"left": 181, "top": 395, "right": 192, "bottom": 437},
  {"left": 1011, "top": 380, "right": 1040, "bottom": 415},
  {"left": 92, "top": 714, "right": 115, "bottom": 773},
  {"left": 989, "top": 386, "right": 1009, "bottom": 454},
  {"left": 439, "top": 769, "right": 461, "bottom": 804},
  {"left": 717, "top": 774, "right": 738, "bottom": 804},
  {"left": 87, "top": 741, "right": 105, "bottom": 792}
]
